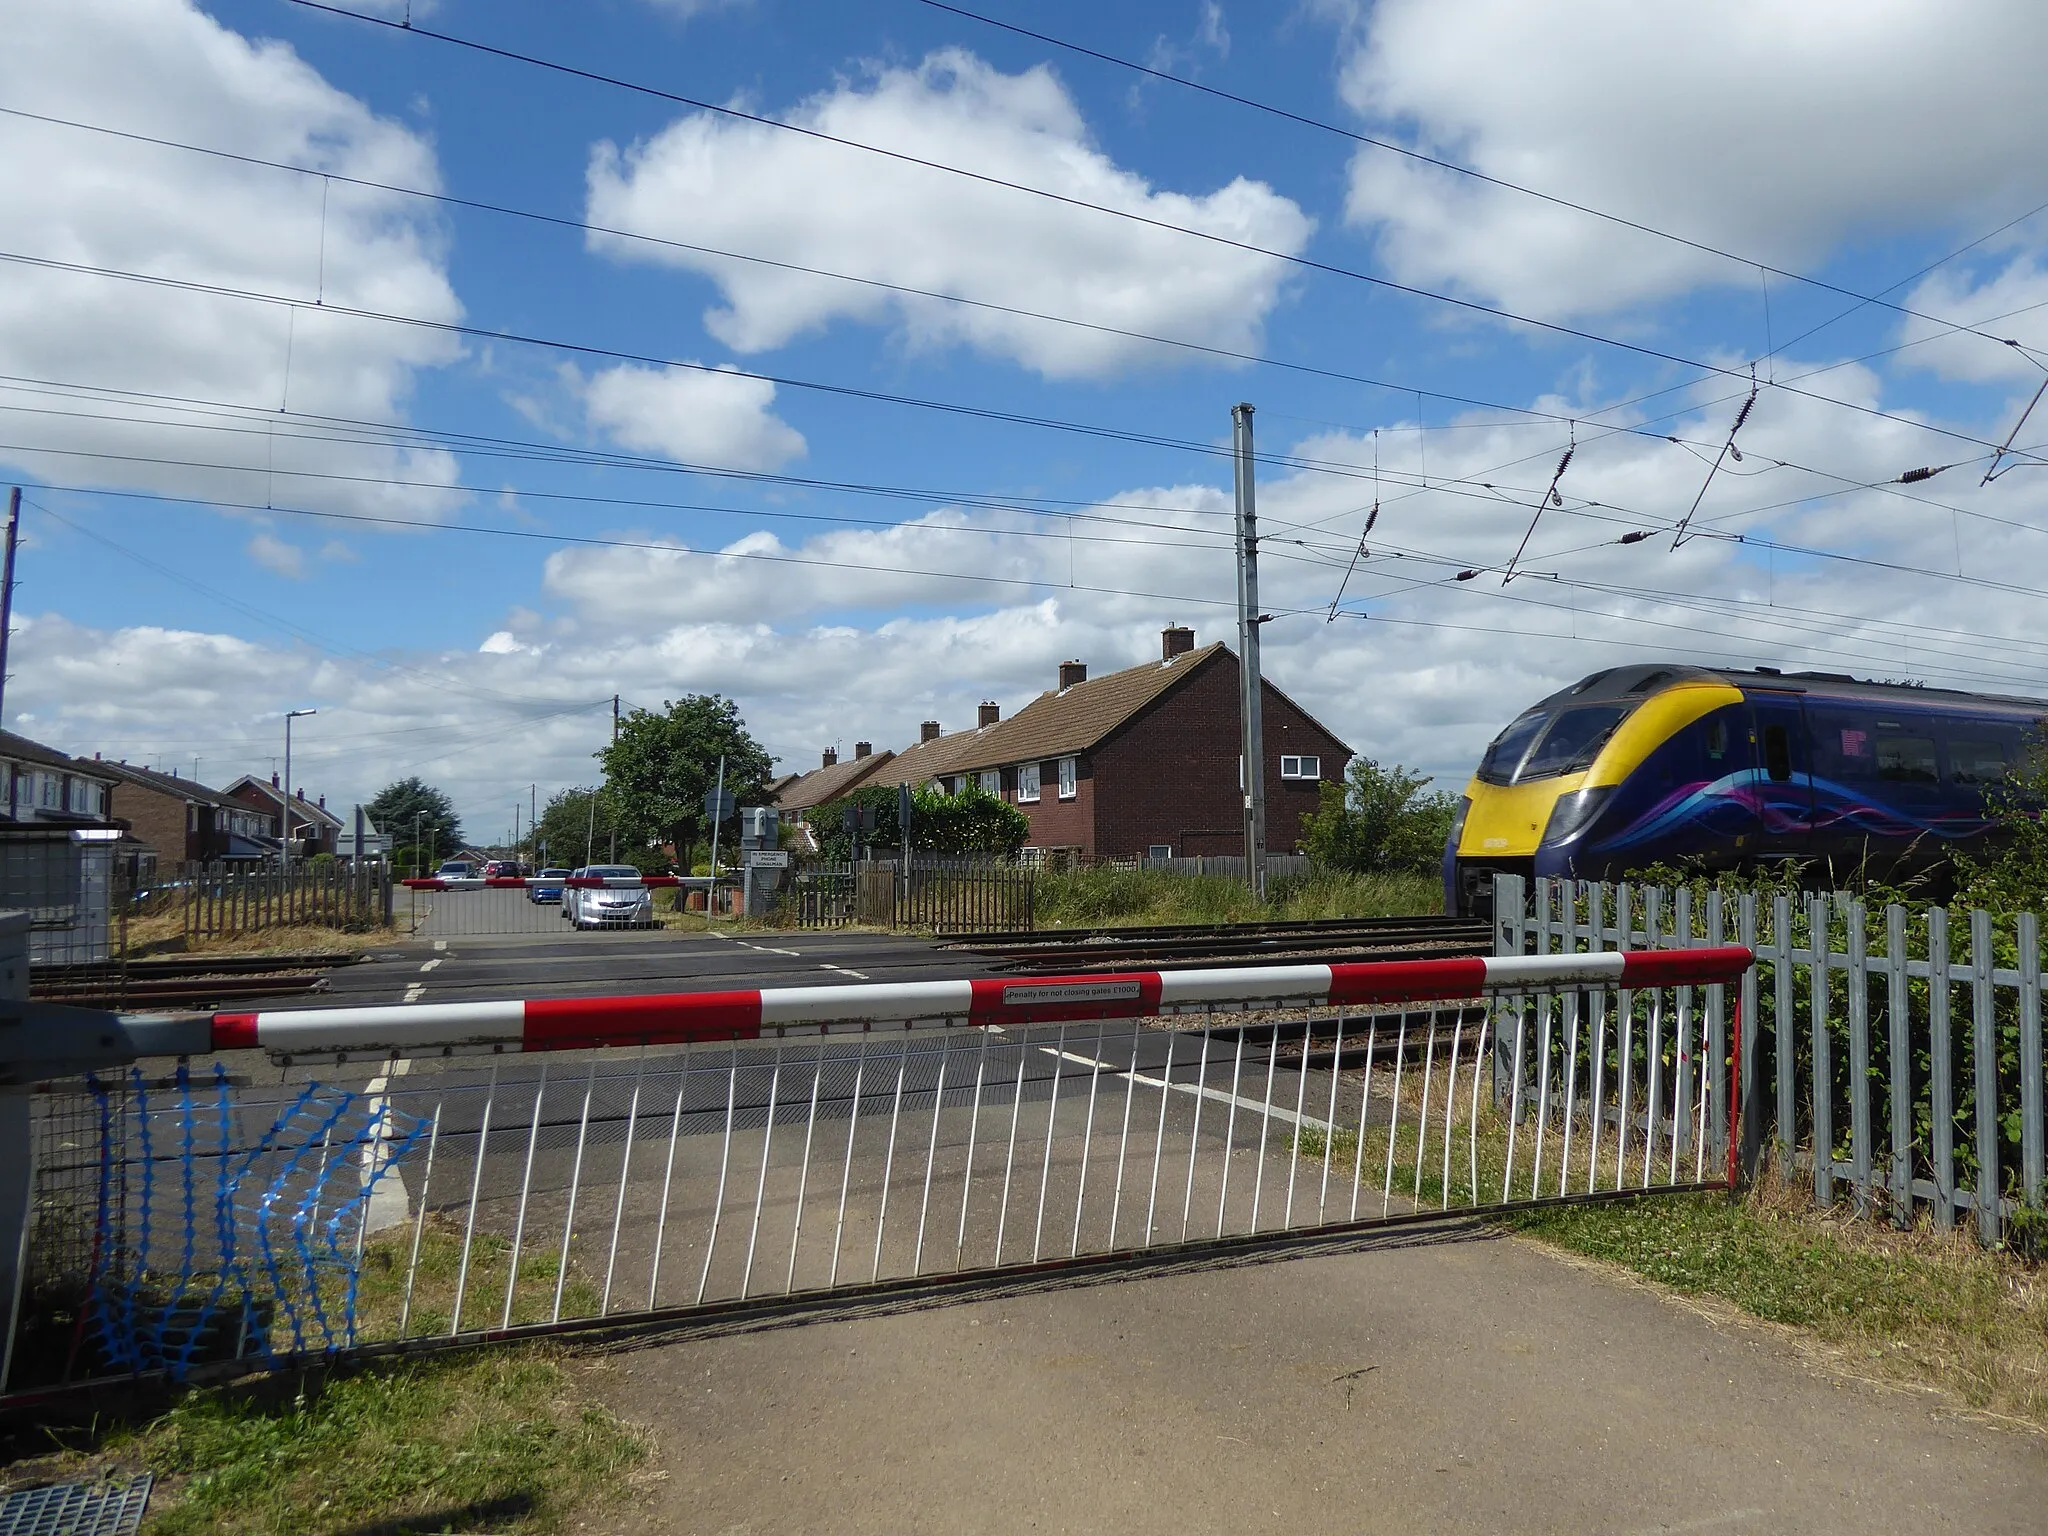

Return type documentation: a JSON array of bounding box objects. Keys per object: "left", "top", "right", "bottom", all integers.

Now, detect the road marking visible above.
[
  {"left": 1036, "top": 1041, "right": 1331, "bottom": 1130},
  {"left": 419, "top": 958, "right": 442, "bottom": 972},
  {"left": 402, "top": 984, "right": 424, "bottom": 1003},
  {"left": 433, "top": 940, "right": 448, "bottom": 951},
  {"left": 818, "top": 963, "right": 871, "bottom": 981},
  {"left": 739, "top": 940, "right": 803, "bottom": 957},
  {"left": 361, "top": 1059, "right": 412, "bottom": 1235}
]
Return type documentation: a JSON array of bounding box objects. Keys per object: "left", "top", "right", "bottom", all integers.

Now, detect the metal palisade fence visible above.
[
  {"left": 1495, "top": 873, "right": 2048, "bottom": 1246},
  {"left": 4, "top": 945, "right": 1745, "bottom": 1397},
  {"left": 176, "top": 861, "right": 392, "bottom": 939}
]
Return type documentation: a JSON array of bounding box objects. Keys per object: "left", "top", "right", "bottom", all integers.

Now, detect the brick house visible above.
[
  {"left": 848, "top": 627, "right": 1352, "bottom": 861},
  {"left": 774, "top": 741, "right": 896, "bottom": 818},
  {"left": 0, "top": 731, "right": 118, "bottom": 827},
  {"left": 223, "top": 773, "right": 342, "bottom": 860},
  {"left": 93, "top": 759, "right": 276, "bottom": 866}
]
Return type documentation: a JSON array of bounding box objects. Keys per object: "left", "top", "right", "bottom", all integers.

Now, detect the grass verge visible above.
[
  {"left": 1034, "top": 867, "right": 1440, "bottom": 928},
  {"left": 1506, "top": 1167, "right": 2048, "bottom": 1432},
  {"left": 2, "top": 1350, "right": 647, "bottom": 1536}
]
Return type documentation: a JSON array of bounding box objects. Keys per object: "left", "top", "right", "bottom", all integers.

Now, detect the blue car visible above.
[{"left": 527, "top": 867, "right": 571, "bottom": 904}]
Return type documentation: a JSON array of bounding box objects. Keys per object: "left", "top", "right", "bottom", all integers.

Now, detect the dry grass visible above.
[
  {"left": 1510, "top": 1160, "right": 2048, "bottom": 1432},
  {"left": 123, "top": 917, "right": 399, "bottom": 960}
]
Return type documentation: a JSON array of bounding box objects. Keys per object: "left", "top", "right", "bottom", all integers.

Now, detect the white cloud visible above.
[
  {"left": 248, "top": 532, "right": 307, "bottom": 580},
  {"left": 23, "top": 360, "right": 2048, "bottom": 834},
  {"left": 577, "top": 363, "right": 807, "bottom": 472},
  {"left": 642, "top": 0, "right": 750, "bottom": 17},
  {"left": 1895, "top": 255, "right": 2048, "bottom": 384},
  {"left": 0, "top": 0, "right": 466, "bottom": 521},
  {"left": 584, "top": 49, "right": 1313, "bottom": 379},
  {"left": 1332, "top": 0, "right": 2048, "bottom": 319}
]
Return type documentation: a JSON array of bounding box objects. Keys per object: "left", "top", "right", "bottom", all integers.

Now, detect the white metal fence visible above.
[{"left": 1496, "top": 873, "right": 2048, "bottom": 1246}]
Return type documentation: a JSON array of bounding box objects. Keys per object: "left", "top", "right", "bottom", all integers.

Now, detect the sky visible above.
[{"left": 7, "top": 0, "right": 2048, "bottom": 843}]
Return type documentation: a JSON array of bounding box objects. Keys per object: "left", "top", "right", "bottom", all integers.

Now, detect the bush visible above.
[
  {"left": 811, "top": 782, "right": 1029, "bottom": 861},
  {"left": 1298, "top": 757, "right": 1458, "bottom": 873},
  {"left": 1033, "top": 866, "right": 1440, "bottom": 928}
]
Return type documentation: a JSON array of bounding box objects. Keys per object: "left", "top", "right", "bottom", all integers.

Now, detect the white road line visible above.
[
  {"left": 361, "top": 1058, "right": 413, "bottom": 1235},
  {"left": 419, "top": 958, "right": 442, "bottom": 972},
  {"left": 433, "top": 939, "right": 448, "bottom": 951},
  {"left": 740, "top": 940, "right": 803, "bottom": 957},
  {"left": 402, "top": 984, "right": 424, "bottom": 1003},
  {"left": 819, "top": 964, "right": 872, "bottom": 981},
  {"left": 1036, "top": 1042, "right": 1331, "bottom": 1130}
]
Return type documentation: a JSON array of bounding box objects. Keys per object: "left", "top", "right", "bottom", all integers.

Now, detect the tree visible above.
[
  {"left": 812, "top": 782, "right": 1029, "bottom": 861},
  {"left": 367, "top": 777, "right": 462, "bottom": 871},
  {"left": 534, "top": 786, "right": 624, "bottom": 871},
  {"left": 1298, "top": 757, "right": 1458, "bottom": 874},
  {"left": 597, "top": 695, "right": 775, "bottom": 856}
]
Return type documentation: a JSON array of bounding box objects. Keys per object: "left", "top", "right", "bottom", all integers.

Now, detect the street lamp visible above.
[
  {"left": 413, "top": 811, "right": 424, "bottom": 877},
  {"left": 281, "top": 709, "right": 316, "bottom": 875}
]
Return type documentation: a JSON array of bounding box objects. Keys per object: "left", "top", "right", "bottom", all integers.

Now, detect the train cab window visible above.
[
  {"left": 1876, "top": 736, "right": 1938, "bottom": 784},
  {"left": 1704, "top": 718, "right": 1727, "bottom": 762},
  {"left": 1516, "top": 705, "right": 1631, "bottom": 781},
  {"left": 1949, "top": 738, "right": 2010, "bottom": 786},
  {"left": 1763, "top": 725, "right": 1793, "bottom": 783},
  {"left": 1478, "top": 711, "right": 1550, "bottom": 784}
]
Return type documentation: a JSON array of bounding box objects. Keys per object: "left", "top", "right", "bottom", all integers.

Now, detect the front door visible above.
[{"left": 1747, "top": 694, "right": 1814, "bottom": 867}]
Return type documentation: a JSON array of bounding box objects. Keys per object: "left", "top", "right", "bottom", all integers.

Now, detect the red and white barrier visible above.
[
  {"left": 209, "top": 946, "right": 1752, "bottom": 1061},
  {"left": 402, "top": 875, "right": 689, "bottom": 891}
]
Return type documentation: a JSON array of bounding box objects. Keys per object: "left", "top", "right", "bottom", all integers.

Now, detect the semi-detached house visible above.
[{"left": 836, "top": 626, "right": 1352, "bottom": 862}]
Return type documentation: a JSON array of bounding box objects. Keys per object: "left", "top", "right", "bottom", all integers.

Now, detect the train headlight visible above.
[
  {"left": 1543, "top": 784, "right": 1614, "bottom": 845},
  {"left": 1446, "top": 795, "right": 1471, "bottom": 853}
]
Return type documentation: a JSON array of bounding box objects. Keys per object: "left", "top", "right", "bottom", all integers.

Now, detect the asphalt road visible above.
[{"left": 267, "top": 925, "right": 997, "bottom": 1012}]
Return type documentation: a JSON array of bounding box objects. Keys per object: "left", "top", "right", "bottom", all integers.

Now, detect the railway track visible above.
[
  {"left": 940, "top": 914, "right": 1493, "bottom": 973},
  {"left": 30, "top": 950, "right": 362, "bottom": 1008}
]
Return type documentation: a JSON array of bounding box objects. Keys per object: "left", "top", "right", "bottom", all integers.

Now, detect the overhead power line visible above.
[
  {"left": 283, "top": 0, "right": 2025, "bottom": 458},
  {"left": 911, "top": 0, "right": 2048, "bottom": 367}
]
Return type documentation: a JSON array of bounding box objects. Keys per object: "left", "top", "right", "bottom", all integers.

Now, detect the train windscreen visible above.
[{"left": 1477, "top": 703, "right": 1632, "bottom": 786}]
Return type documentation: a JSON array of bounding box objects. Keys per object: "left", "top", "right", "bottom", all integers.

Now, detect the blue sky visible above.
[{"left": 6, "top": 0, "right": 2048, "bottom": 841}]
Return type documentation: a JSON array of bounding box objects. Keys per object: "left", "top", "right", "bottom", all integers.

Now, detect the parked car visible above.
[
  {"left": 528, "top": 867, "right": 571, "bottom": 904},
  {"left": 435, "top": 860, "right": 478, "bottom": 881},
  {"left": 563, "top": 865, "right": 654, "bottom": 929},
  {"left": 482, "top": 860, "right": 527, "bottom": 880}
]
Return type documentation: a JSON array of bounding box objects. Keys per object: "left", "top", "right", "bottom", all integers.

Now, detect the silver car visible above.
[{"left": 563, "top": 865, "right": 655, "bottom": 929}]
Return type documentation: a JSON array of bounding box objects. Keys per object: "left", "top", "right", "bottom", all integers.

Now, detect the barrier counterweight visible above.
[{"left": 4, "top": 946, "right": 1751, "bottom": 1401}]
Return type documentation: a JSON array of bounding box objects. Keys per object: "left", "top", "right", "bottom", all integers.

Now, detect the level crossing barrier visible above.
[{"left": 1, "top": 944, "right": 1751, "bottom": 1402}]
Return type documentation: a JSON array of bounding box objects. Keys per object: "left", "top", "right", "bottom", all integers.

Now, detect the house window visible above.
[
  {"left": 1017, "top": 762, "right": 1041, "bottom": 802},
  {"left": 1148, "top": 844, "right": 1173, "bottom": 860},
  {"left": 979, "top": 770, "right": 1001, "bottom": 796},
  {"left": 39, "top": 773, "right": 59, "bottom": 810},
  {"left": 1279, "top": 755, "right": 1321, "bottom": 780},
  {"left": 1057, "top": 757, "right": 1077, "bottom": 799}
]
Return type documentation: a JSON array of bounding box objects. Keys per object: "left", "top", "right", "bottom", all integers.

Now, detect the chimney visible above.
[
  {"left": 822, "top": 748, "right": 838, "bottom": 768},
  {"left": 271, "top": 771, "right": 280, "bottom": 788},
  {"left": 1161, "top": 624, "right": 1194, "bottom": 661},
  {"left": 318, "top": 794, "right": 326, "bottom": 810},
  {"left": 854, "top": 741, "right": 872, "bottom": 759},
  {"left": 977, "top": 701, "right": 1000, "bottom": 728},
  {"left": 297, "top": 787, "right": 306, "bottom": 801},
  {"left": 920, "top": 720, "right": 942, "bottom": 743},
  {"left": 1059, "top": 660, "right": 1087, "bottom": 690}
]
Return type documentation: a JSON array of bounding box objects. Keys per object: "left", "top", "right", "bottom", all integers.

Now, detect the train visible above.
[{"left": 1443, "top": 662, "right": 2046, "bottom": 917}]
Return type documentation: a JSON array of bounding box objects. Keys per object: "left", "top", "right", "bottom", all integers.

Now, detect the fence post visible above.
[
  {"left": 1809, "top": 893, "right": 1833, "bottom": 1208},
  {"left": 0, "top": 910, "right": 34, "bottom": 1393},
  {"left": 1929, "top": 905, "right": 1955, "bottom": 1230},
  {"left": 1707, "top": 888, "right": 1727, "bottom": 1172},
  {"left": 1771, "top": 893, "right": 1792, "bottom": 1166},
  {"left": 2020, "top": 911, "right": 2043, "bottom": 1220},
  {"left": 1971, "top": 909, "right": 1999, "bottom": 1246},
  {"left": 1846, "top": 898, "right": 1872, "bottom": 1215},
  {"left": 1883, "top": 905, "right": 1911, "bottom": 1225}
]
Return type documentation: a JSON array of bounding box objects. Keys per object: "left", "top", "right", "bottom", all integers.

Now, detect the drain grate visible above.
[{"left": 0, "top": 1477, "right": 152, "bottom": 1536}]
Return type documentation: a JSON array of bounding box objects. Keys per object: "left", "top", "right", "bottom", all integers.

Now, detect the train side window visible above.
[
  {"left": 1763, "top": 725, "right": 1792, "bottom": 782},
  {"left": 1876, "top": 736, "right": 1938, "bottom": 784},
  {"left": 1949, "top": 738, "right": 2009, "bottom": 786},
  {"left": 1704, "top": 718, "right": 1727, "bottom": 761}
]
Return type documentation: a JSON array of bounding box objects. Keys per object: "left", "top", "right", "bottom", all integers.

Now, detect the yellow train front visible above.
[{"left": 1443, "top": 662, "right": 2042, "bottom": 917}]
